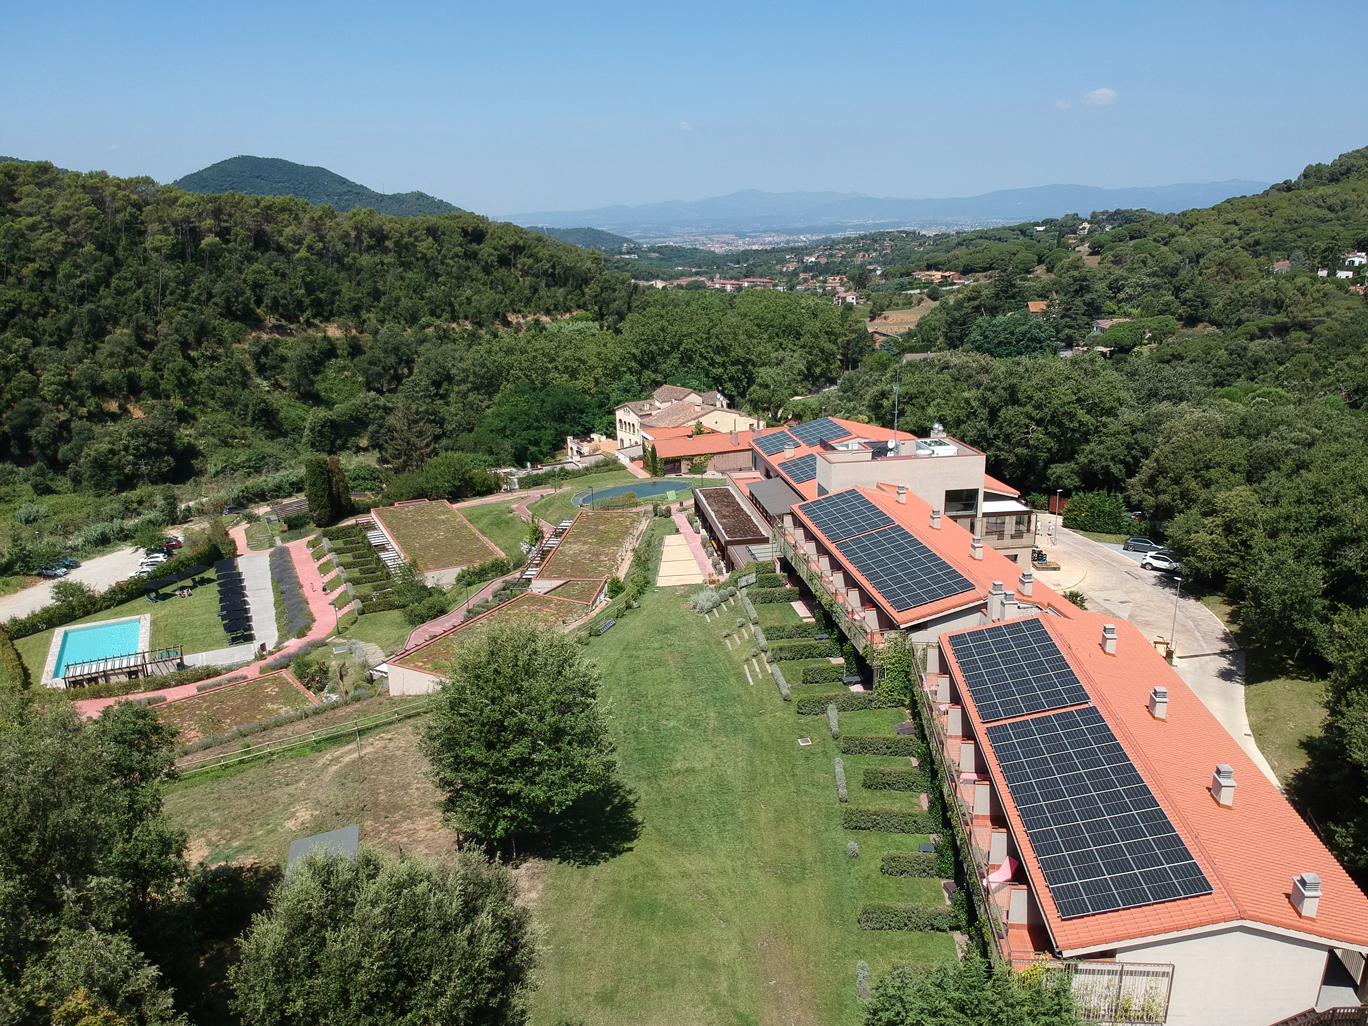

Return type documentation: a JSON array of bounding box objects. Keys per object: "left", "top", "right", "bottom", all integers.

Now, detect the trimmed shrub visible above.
[
  {"left": 840, "top": 734, "right": 921, "bottom": 757},
  {"left": 754, "top": 573, "right": 785, "bottom": 589},
  {"left": 796, "top": 692, "right": 871, "bottom": 715},
  {"left": 847, "top": 841, "right": 859, "bottom": 858},
  {"left": 835, "top": 757, "right": 848, "bottom": 802},
  {"left": 771, "top": 640, "right": 841, "bottom": 661},
  {"left": 827, "top": 703, "right": 840, "bottom": 739},
  {"left": 863, "top": 767, "right": 931, "bottom": 792},
  {"left": 802, "top": 664, "right": 847, "bottom": 686},
  {"left": 690, "top": 588, "right": 724, "bottom": 614},
  {"left": 857, "top": 961, "right": 871, "bottom": 1001},
  {"left": 750, "top": 587, "right": 800, "bottom": 604},
  {"left": 752, "top": 626, "right": 768, "bottom": 652},
  {"left": 771, "top": 662, "right": 791, "bottom": 701},
  {"left": 740, "top": 591, "right": 758, "bottom": 624},
  {"left": 880, "top": 852, "right": 940, "bottom": 878},
  {"left": 857, "top": 903, "right": 958, "bottom": 932},
  {"left": 763, "top": 623, "right": 826, "bottom": 640},
  {"left": 841, "top": 807, "right": 938, "bottom": 833}
]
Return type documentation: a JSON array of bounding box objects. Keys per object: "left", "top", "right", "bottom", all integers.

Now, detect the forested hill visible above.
[
  {"left": 527, "top": 226, "right": 639, "bottom": 252},
  {"left": 173, "top": 156, "right": 462, "bottom": 217}
]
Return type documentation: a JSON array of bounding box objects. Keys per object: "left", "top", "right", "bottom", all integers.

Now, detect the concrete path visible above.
[
  {"left": 657, "top": 535, "right": 706, "bottom": 586},
  {"left": 239, "top": 550, "right": 279, "bottom": 652},
  {"left": 1039, "top": 518, "right": 1278, "bottom": 785},
  {"left": 0, "top": 545, "right": 147, "bottom": 622},
  {"left": 668, "top": 513, "right": 714, "bottom": 581}
]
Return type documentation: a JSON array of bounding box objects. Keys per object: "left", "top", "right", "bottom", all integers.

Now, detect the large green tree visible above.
[
  {"left": 419, "top": 621, "right": 616, "bottom": 845},
  {"left": 228, "top": 846, "right": 535, "bottom": 1026}
]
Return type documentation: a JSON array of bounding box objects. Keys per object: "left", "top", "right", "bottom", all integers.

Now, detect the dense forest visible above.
[{"left": 6, "top": 145, "right": 1368, "bottom": 875}]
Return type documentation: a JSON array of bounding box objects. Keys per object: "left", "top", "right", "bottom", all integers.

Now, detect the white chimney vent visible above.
[
  {"left": 784, "top": 444, "right": 795, "bottom": 460},
  {"left": 1293, "top": 873, "right": 1321, "bottom": 918},
  {"left": 1018, "top": 570, "right": 1033, "bottom": 596},
  {"left": 896, "top": 485, "right": 907, "bottom": 504},
  {"left": 1003, "top": 590, "right": 1017, "bottom": 619},
  {"left": 931, "top": 508, "right": 942, "bottom": 530},
  {"left": 1102, "top": 623, "right": 1117, "bottom": 655},
  {"left": 1211, "top": 764, "right": 1237, "bottom": 808},
  {"left": 988, "top": 581, "right": 1005, "bottom": 621},
  {"left": 1149, "top": 686, "right": 1169, "bottom": 720},
  {"left": 971, "top": 536, "right": 984, "bottom": 560}
]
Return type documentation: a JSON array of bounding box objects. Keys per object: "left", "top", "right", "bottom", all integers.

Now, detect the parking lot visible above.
[
  {"left": 1033, "top": 517, "right": 1279, "bottom": 785},
  {"left": 0, "top": 546, "right": 148, "bottom": 623}
]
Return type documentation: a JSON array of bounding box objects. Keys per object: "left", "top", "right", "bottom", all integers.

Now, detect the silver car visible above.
[{"left": 1141, "top": 551, "right": 1182, "bottom": 573}]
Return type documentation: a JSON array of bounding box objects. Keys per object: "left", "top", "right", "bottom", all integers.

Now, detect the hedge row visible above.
[
  {"left": 835, "top": 757, "right": 848, "bottom": 802},
  {"left": 361, "top": 597, "right": 399, "bottom": 614},
  {"left": 802, "top": 664, "right": 848, "bottom": 686},
  {"left": 763, "top": 623, "right": 827, "bottom": 640},
  {"left": 863, "top": 767, "right": 931, "bottom": 792},
  {"left": 797, "top": 692, "right": 872, "bottom": 715},
  {"left": 857, "top": 903, "right": 958, "bottom": 932},
  {"left": 740, "top": 590, "right": 759, "bottom": 624},
  {"left": 771, "top": 662, "right": 791, "bottom": 701},
  {"left": 841, "top": 807, "right": 939, "bottom": 833},
  {"left": 750, "top": 587, "right": 800, "bottom": 604},
  {"left": 771, "top": 641, "right": 841, "bottom": 661},
  {"left": 880, "top": 852, "right": 940, "bottom": 878},
  {"left": 753, "top": 573, "right": 786, "bottom": 589},
  {"left": 841, "top": 734, "right": 920, "bottom": 757},
  {"left": 55, "top": 663, "right": 230, "bottom": 702},
  {"left": 0, "top": 630, "right": 26, "bottom": 691},
  {"left": 320, "top": 525, "right": 363, "bottom": 541}
]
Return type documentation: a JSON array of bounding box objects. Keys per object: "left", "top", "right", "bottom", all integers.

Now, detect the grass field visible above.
[
  {"left": 538, "top": 511, "right": 640, "bottom": 580},
  {"left": 459, "top": 500, "right": 529, "bottom": 558},
  {"left": 373, "top": 500, "right": 501, "bottom": 572},
  {"left": 531, "top": 587, "right": 952, "bottom": 1026},
  {"left": 547, "top": 579, "right": 604, "bottom": 603},
  {"left": 526, "top": 470, "right": 642, "bottom": 525},
  {"left": 159, "top": 672, "right": 317, "bottom": 745},
  {"left": 244, "top": 522, "right": 274, "bottom": 550},
  {"left": 14, "top": 580, "right": 232, "bottom": 677},
  {"left": 335, "top": 608, "right": 413, "bottom": 655}
]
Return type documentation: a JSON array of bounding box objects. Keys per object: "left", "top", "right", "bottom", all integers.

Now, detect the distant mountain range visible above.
[
  {"left": 505, "top": 181, "right": 1271, "bottom": 240},
  {"left": 173, "top": 156, "right": 462, "bottom": 217}
]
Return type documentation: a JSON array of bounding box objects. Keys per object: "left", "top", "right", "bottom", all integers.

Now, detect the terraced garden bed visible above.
[
  {"left": 537, "top": 511, "right": 640, "bottom": 580},
  {"left": 547, "top": 579, "right": 605, "bottom": 604},
  {"left": 395, "top": 593, "right": 589, "bottom": 674},
  {"left": 373, "top": 500, "right": 501, "bottom": 571},
  {"left": 157, "top": 672, "right": 317, "bottom": 744}
]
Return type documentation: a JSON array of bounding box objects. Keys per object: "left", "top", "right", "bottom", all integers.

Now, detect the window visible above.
[
  {"left": 1013, "top": 514, "right": 1031, "bottom": 538},
  {"left": 985, "top": 516, "right": 1007, "bottom": 539},
  {"left": 944, "top": 488, "right": 979, "bottom": 515}
]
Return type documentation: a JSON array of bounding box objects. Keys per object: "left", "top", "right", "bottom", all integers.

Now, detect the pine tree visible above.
[
  {"left": 383, "top": 402, "right": 435, "bottom": 474},
  {"left": 303, "top": 455, "right": 332, "bottom": 526}
]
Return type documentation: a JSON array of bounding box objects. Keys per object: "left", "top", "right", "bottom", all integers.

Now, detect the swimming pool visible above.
[
  {"left": 54, "top": 619, "right": 142, "bottom": 677},
  {"left": 572, "top": 480, "right": 694, "bottom": 507}
]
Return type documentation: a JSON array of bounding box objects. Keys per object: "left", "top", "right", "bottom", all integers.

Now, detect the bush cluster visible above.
[
  {"left": 770, "top": 663, "right": 791, "bottom": 701},
  {"left": 827, "top": 703, "right": 840, "bottom": 739},
  {"left": 753, "top": 572, "right": 785, "bottom": 589},
  {"left": 841, "top": 807, "right": 939, "bottom": 833},
  {"left": 771, "top": 640, "right": 841, "bottom": 661},
  {"left": 802, "top": 664, "right": 847, "bottom": 686},
  {"left": 879, "top": 852, "right": 940, "bottom": 878},
  {"left": 840, "top": 734, "right": 920, "bottom": 757},
  {"left": 0, "top": 631, "right": 26, "bottom": 691},
  {"left": 750, "top": 587, "right": 800, "bottom": 604},
  {"left": 762, "top": 623, "right": 826, "bottom": 640},
  {"left": 862, "top": 767, "right": 931, "bottom": 792},
  {"left": 856, "top": 903, "right": 958, "bottom": 931},
  {"left": 797, "top": 691, "right": 871, "bottom": 715}
]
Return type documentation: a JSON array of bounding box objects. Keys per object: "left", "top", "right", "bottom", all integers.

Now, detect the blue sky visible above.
[{"left": 2, "top": 0, "right": 1364, "bottom": 214}]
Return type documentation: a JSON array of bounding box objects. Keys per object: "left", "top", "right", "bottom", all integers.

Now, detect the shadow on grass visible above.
[{"left": 522, "top": 777, "right": 643, "bottom": 867}]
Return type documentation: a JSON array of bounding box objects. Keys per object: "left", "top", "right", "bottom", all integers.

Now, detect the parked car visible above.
[
  {"left": 1141, "top": 551, "right": 1183, "bottom": 573},
  {"left": 140, "top": 554, "right": 168, "bottom": 568},
  {"left": 1123, "top": 536, "right": 1164, "bottom": 553},
  {"left": 58, "top": 556, "right": 80, "bottom": 569},
  {"left": 39, "top": 565, "right": 68, "bottom": 578},
  {"left": 162, "top": 537, "right": 183, "bottom": 549},
  {"left": 224, "top": 504, "right": 245, "bottom": 514}
]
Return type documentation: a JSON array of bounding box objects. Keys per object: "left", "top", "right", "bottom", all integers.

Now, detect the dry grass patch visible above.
[
  {"left": 159, "top": 672, "right": 317, "bottom": 744},
  {"left": 373, "top": 500, "right": 500, "bottom": 571},
  {"left": 396, "top": 592, "right": 589, "bottom": 674},
  {"left": 547, "top": 579, "right": 604, "bottom": 604},
  {"left": 538, "top": 511, "right": 640, "bottom": 580}
]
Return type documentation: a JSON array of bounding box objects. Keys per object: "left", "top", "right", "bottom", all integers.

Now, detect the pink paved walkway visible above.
[
  {"left": 73, "top": 534, "right": 340, "bottom": 719},
  {"left": 671, "top": 512, "right": 716, "bottom": 579},
  {"left": 623, "top": 460, "right": 651, "bottom": 480},
  {"left": 399, "top": 570, "right": 522, "bottom": 653}
]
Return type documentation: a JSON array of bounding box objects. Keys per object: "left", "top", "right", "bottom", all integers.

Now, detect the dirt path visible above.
[{"left": 1039, "top": 518, "right": 1277, "bottom": 785}]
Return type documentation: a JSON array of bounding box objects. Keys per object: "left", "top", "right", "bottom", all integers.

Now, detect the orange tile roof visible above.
[
  {"left": 640, "top": 424, "right": 700, "bottom": 440},
  {"left": 943, "top": 613, "right": 1368, "bottom": 954},
  {"left": 652, "top": 431, "right": 755, "bottom": 459},
  {"left": 983, "top": 473, "right": 1020, "bottom": 497},
  {"left": 789, "top": 485, "right": 1071, "bottom": 626}
]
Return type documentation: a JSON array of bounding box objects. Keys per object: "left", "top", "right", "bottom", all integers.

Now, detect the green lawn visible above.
[
  {"left": 532, "top": 586, "right": 953, "bottom": 1026},
  {"left": 460, "top": 500, "right": 530, "bottom": 558},
  {"left": 15, "top": 580, "right": 232, "bottom": 677},
  {"left": 1246, "top": 673, "right": 1326, "bottom": 784},
  {"left": 335, "top": 608, "right": 414, "bottom": 656},
  {"left": 244, "top": 522, "right": 274, "bottom": 550}
]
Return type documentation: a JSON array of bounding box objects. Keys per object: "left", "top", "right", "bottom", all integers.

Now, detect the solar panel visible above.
[
  {"left": 796, "top": 490, "right": 893, "bottom": 542},
  {"left": 986, "top": 707, "right": 1212, "bottom": 919},
  {"left": 836, "top": 525, "right": 973, "bottom": 612},
  {"left": 754, "top": 430, "right": 799, "bottom": 456},
  {"left": 790, "top": 417, "right": 853, "bottom": 447},
  {"left": 946, "top": 619, "right": 1090, "bottom": 722},
  {"left": 779, "top": 454, "right": 817, "bottom": 483}
]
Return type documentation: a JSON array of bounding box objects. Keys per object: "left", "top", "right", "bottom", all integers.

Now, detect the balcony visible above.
[{"left": 1012, "top": 959, "right": 1174, "bottom": 1024}]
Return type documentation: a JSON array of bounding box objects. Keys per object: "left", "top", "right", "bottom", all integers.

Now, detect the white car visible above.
[{"left": 1141, "top": 551, "right": 1182, "bottom": 573}]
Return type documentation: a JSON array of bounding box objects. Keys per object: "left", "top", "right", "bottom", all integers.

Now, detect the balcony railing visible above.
[{"left": 1014, "top": 959, "right": 1174, "bottom": 1024}]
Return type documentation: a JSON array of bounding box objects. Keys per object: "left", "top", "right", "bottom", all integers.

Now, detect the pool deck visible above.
[{"left": 42, "top": 613, "right": 151, "bottom": 689}]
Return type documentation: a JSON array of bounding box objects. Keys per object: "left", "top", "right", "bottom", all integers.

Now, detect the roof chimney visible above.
[
  {"left": 896, "top": 485, "right": 907, "bottom": 504},
  {"left": 1293, "top": 873, "right": 1322, "bottom": 919},
  {"left": 784, "top": 444, "right": 795, "bottom": 460},
  {"left": 730, "top": 429, "right": 739, "bottom": 445},
  {"left": 1102, "top": 623, "right": 1117, "bottom": 655},
  {"left": 988, "top": 581, "right": 1005, "bottom": 621},
  {"left": 930, "top": 421, "right": 946, "bottom": 439},
  {"left": 1211, "top": 764, "right": 1237, "bottom": 808},
  {"left": 1148, "top": 686, "right": 1168, "bottom": 720},
  {"left": 1018, "top": 569, "right": 1033, "bottom": 596},
  {"left": 1003, "top": 590, "right": 1016, "bottom": 619},
  {"left": 931, "top": 508, "right": 942, "bottom": 530},
  {"left": 971, "top": 536, "right": 983, "bottom": 560}
]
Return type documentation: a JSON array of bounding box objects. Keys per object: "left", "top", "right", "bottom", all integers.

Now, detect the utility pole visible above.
[{"left": 1169, "top": 576, "right": 1183, "bottom": 661}]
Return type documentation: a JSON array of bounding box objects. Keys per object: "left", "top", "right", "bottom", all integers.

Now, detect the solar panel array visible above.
[
  {"left": 836, "top": 526, "right": 973, "bottom": 612},
  {"left": 796, "top": 490, "right": 893, "bottom": 542},
  {"left": 986, "top": 706, "right": 1212, "bottom": 919},
  {"left": 754, "top": 430, "right": 799, "bottom": 456},
  {"left": 790, "top": 417, "right": 853, "bottom": 447},
  {"left": 779, "top": 454, "right": 817, "bottom": 483},
  {"left": 945, "top": 619, "right": 1090, "bottom": 722}
]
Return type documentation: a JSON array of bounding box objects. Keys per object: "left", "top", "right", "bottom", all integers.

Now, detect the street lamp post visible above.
[
  {"left": 1169, "top": 576, "right": 1183, "bottom": 661},
  {"left": 459, "top": 578, "right": 469, "bottom": 612}
]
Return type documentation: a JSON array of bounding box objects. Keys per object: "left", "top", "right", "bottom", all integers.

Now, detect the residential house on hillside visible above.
[
  {"left": 1271, "top": 260, "right": 1293, "bottom": 273},
  {"left": 1337, "top": 270, "right": 1355, "bottom": 280},
  {"left": 1026, "top": 300, "right": 1049, "bottom": 314},
  {"left": 834, "top": 290, "right": 859, "bottom": 305},
  {"left": 613, "top": 384, "right": 758, "bottom": 455},
  {"left": 1344, "top": 252, "right": 1368, "bottom": 267}
]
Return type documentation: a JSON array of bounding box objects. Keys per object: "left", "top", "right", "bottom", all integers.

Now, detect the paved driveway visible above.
[
  {"left": 0, "top": 545, "right": 148, "bottom": 622},
  {"left": 1034, "top": 517, "right": 1278, "bottom": 786}
]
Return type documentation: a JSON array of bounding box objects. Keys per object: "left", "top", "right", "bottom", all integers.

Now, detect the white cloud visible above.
[
  {"left": 678, "top": 121, "right": 695, "bottom": 132},
  {"left": 1082, "top": 87, "right": 1117, "bottom": 106},
  {"left": 1053, "top": 99, "right": 1072, "bottom": 110}
]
